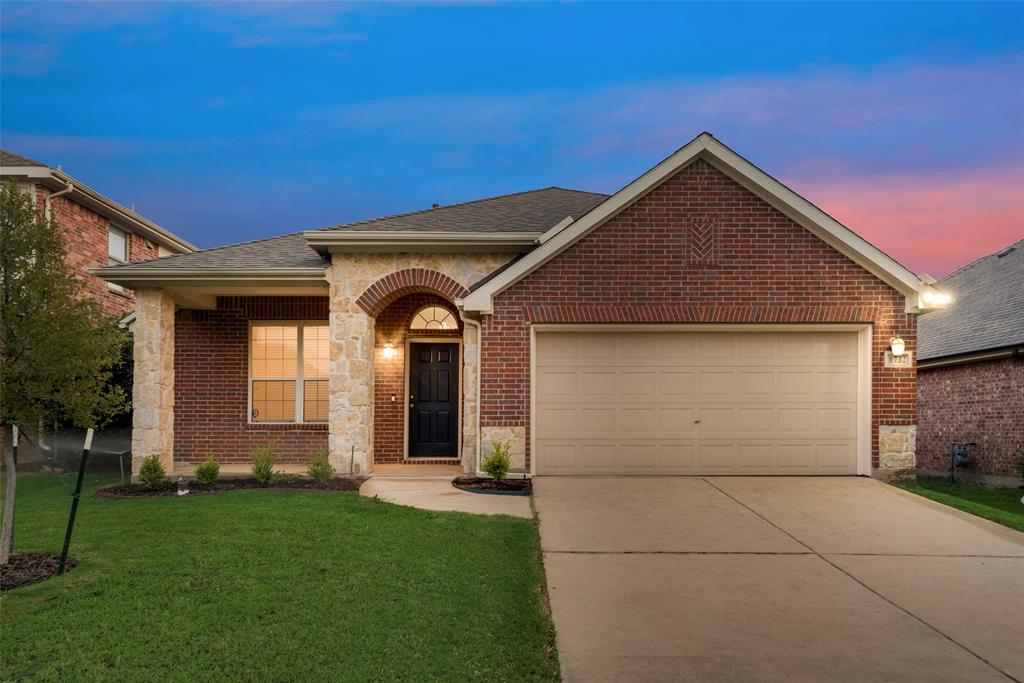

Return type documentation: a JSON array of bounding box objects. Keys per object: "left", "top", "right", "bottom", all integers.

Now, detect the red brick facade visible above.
[
  {"left": 373, "top": 293, "right": 462, "bottom": 463},
  {"left": 480, "top": 159, "right": 916, "bottom": 468},
  {"left": 38, "top": 185, "right": 158, "bottom": 319},
  {"left": 174, "top": 296, "right": 329, "bottom": 465},
  {"left": 918, "top": 358, "right": 1024, "bottom": 479}
]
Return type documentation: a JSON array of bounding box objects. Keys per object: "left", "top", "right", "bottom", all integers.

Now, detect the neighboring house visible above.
[
  {"left": 95, "top": 133, "right": 951, "bottom": 478},
  {"left": 917, "top": 240, "right": 1024, "bottom": 484},
  {"left": 1, "top": 149, "right": 195, "bottom": 319}
]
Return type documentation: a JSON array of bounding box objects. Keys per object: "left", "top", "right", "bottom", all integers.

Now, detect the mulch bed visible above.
[
  {"left": 96, "top": 477, "right": 366, "bottom": 498},
  {"left": 453, "top": 477, "right": 532, "bottom": 495},
  {"left": 1, "top": 553, "right": 74, "bottom": 591}
]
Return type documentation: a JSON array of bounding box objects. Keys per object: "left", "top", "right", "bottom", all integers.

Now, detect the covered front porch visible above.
[{"left": 120, "top": 253, "right": 514, "bottom": 478}]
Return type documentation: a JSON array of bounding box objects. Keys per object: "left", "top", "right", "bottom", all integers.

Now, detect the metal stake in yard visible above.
[
  {"left": 7, "top": 424, "right": 18, "bottom": 557},
  {"left": 58, "top": 428, "right": 93, "bottom": 575}
]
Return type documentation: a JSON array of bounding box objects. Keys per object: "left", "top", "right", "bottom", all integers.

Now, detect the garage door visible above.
[{"left": 534, "top": 330, "right": 861, "bottom": 475}]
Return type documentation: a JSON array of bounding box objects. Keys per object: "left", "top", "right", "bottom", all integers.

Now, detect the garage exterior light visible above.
[{"left": 889, "top": 336, "right": 906, "bottom": 357}]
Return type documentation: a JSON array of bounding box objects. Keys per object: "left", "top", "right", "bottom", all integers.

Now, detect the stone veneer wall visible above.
[
  {"left": 327, "top": 253, "right": 513, "bottom": 474},
  {"left": 131, "top": 288, "right": 176, "bottom": 473},
  {"left": 917, "top": 357, "right": 1024, "bottom": 480},
  {"left": 481, "top": 159, "right": 917, "bottom": 470},
  {"left": 878, "top": 425, "right": 917, "bottom": 469}
]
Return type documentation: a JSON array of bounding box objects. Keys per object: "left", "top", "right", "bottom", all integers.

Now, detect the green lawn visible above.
[
  {"left": 1, "top": 474, "right": 559, "bottom": 681},
  {"left": 901, "top": 475, "right": 1024, "bottom": 532}
]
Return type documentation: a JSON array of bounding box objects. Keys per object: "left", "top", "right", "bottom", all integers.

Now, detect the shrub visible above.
[
  {"left": 270, "top": 471, "right": 297, "bottom": 486},
  {"left": 1016, "top": 448, "right": 1024, "bottom": 479},
  {"left": 251, "top": 442, "right": 280, "bottom": 486},
  {"left": 482, "top": 441, "right": 512, "bottom": 482},
  {"left": 138, "top": 455, "right": 169, "bottom": 489},
  {"left": 194, "top": 456, "right": 220, "bottom": 487},
  {"left": 306, "top": 451, "right": 336, "bottom": 484}
]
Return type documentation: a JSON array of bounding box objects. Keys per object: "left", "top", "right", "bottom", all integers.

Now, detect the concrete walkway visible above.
[
  {"left": 535, "top": 476, "right": 1024, "bottom": 683},
  {"left": 359, "top": 477, "right": 532, "bottom": 519}
]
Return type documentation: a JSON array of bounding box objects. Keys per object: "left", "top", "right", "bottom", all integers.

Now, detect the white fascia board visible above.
[
  {"left": 698, "top": 137, "right": 921, "bottom": 297},
  {"left": 0, "top": 166, "right": 51, "bottom": 179},
  {"left": 91, "top": 267, "right": 328, "bottom": 287},
  {"left": 537, "top": 215, "right": 574, "bottom": 245},
  {"left": 464, "top": 133, "right": 931, "bottom": 314},
  {"left": 52, "top": 170, "right": 197, "bottom": 254},
  {"left": 303, "top": 230, "right": 541, "bottom": 254}
]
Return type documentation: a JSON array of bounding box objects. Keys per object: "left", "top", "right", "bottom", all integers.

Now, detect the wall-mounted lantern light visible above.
[
  {"left": 382, "top": 342, "right": 395, "bottom": 360},
  {"left": 920, "top": 289, "right": 953, "bottom": 308},
  {"left": 889, "top": 336, "right": 906, "bottom": 357}
]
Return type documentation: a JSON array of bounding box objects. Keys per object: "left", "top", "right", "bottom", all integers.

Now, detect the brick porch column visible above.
[
  {"left": 328, "top": 260, "right": 375, "bottom": 474},
  {"left": 131, "top": 288, "right": 175, "bottom": 474}
]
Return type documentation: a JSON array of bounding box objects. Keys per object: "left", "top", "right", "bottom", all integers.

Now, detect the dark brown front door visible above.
[{"left": 408, "top": 343, "right": 459, "bottom": 458}]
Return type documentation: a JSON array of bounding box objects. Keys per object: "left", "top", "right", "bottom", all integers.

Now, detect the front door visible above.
[{"left": 408, "top": 343, "right": 459, "bottom": 458}]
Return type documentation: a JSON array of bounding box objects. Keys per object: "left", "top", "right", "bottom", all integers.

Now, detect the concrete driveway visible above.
[{"left": 534, "top": 477, "right": 1024, "bottom": 683}]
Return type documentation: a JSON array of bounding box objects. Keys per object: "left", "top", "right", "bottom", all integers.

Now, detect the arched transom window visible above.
[{"left": 410, "top": 305, "right": 456, "bottom": 330}]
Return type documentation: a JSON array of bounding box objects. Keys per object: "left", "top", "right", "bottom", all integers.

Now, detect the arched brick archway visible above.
[{"left": 356, "top": 268, "right": 469, "bottom": 317}]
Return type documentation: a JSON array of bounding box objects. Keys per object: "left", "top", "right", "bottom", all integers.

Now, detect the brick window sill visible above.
[{"left": 244, "top": 423, "right": 328, "bottom": 431}]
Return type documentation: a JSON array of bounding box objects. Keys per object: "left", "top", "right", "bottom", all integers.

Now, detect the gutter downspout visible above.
[
  {"left": 44, "top": 177, "right": 74, "bottom": 221},
  {"left": 457, "top": 307, "right": 484, "bottom": 477}
]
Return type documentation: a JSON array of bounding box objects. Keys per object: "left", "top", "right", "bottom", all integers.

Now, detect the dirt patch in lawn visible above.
[
  {"left": 1, "top": 553, "right": 74, "bottom": 591},
  {"left": 453, "top": 477, "right": 532, "bottom": 495},
  {"left": 97, "top": 477, "right": 366, "bottom": 498}
]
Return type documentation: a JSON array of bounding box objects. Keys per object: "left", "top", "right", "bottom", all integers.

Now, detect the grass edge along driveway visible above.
[
  {"left": 899, "top": 475, "right": 1024, "bottom": 533},
  {"left": 1, "top": 474, "right": 560, "bottom": 682}
]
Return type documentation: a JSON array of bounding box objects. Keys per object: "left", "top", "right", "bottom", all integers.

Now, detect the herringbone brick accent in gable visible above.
[{"left": 689, "top": 218, "right": 715, "bottom": 265}]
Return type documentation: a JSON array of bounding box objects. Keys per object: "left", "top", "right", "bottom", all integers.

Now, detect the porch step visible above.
[{"left": 370, "top": 464, "right": 463, "bottom": 478}]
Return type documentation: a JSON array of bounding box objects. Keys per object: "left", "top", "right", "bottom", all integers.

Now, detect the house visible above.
[
  {"left": 917, "top": 240, "right": 1024, "bottom": 484},
  {"left": 95, "top": 133, "right": 951, "bottom": 478},
  {"left": 1, "top": 149, "right": 195, "bottom": 319}
]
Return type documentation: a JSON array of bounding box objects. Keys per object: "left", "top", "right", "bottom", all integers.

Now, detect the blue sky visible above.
[{"left": 2, "top": 1, "right": 1022, "bottom": 276}]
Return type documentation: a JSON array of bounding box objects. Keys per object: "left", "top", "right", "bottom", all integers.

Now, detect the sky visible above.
[{"left": 1, "top": 1, "right": 1021, "bottom": 278}]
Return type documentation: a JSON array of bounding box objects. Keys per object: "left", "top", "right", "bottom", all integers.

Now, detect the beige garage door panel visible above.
[{"left": 535, "top": 331, "right": 860, "bottom": 475}]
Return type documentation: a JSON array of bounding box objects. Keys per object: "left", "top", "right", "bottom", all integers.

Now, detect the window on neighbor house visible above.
[
  {"left": 108, "top": 226, "right": 129, "bottom": 291},
  {"left": 410, "top": 305, "right": 456, "bottom": 330},
  {"left": 250, "top": 322, "right": 329, "bottom": 423}
]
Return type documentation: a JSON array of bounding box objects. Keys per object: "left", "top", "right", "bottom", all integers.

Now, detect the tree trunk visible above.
[{"left": 0, "top": 426, "right": 16, "bottom": 565}]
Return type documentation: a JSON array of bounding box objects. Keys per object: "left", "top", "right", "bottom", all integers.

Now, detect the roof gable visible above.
[{"left": 463, "top": 133, "right": 938, "bottom": 313}]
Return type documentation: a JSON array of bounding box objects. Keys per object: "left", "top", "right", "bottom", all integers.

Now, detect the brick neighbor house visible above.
[
  {"left": 1, "top": 149, "right": 195, "bottom": 319},
  {"left": 95, "top": 133, "right": 952, "bottom": 478},
  {"left": 917, "top": 240, "right": 1024, "bottom": 484}
]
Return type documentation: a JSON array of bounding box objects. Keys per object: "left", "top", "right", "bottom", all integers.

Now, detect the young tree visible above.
[{"left": 1, "top": 181, "right": 129, "bottom": 564}]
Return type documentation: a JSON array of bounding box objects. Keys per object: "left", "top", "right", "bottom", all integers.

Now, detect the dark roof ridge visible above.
[
  {"left": 309, "top": 186, "right": 607, "bottom": 233},
  {"left": 104, "top": 186, "right": 607, "bottom": 270},
  {"left": 940, "top": 237, "right": 1024, "bottom": 283}
]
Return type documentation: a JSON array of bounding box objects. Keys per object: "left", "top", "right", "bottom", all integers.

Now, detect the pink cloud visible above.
[{"left": 788, "top": 167, "right": 1024, "bottom": 278}]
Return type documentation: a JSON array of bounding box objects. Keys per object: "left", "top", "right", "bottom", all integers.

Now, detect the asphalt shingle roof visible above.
[
  {"left": 918, "top": 238, "right": 1024, "bottom": 360},
  {"left": 104, "top": 232, "right": 329, "bottom": 272},
  {"left": 320, "top": 187, "right": 607, "bottom": 233},
  {"left": 0, "top": 149, "right": 48, "bottom": 167},
  {"left": 101, "top": 187, "right": 608, "bottom": 273}
]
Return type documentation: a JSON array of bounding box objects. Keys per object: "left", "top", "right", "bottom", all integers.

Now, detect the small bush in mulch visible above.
[
  {"left": 1, "top": 553, "right": 74, "bottom": 591},
  {"left": 453, "top": 476, "right": 532, "bottom": 495},
  {"left": 96, "top": 476, "right": 366, "bottom": 498}
]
